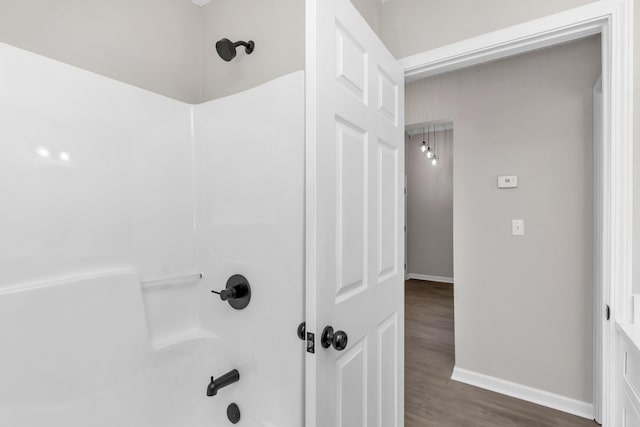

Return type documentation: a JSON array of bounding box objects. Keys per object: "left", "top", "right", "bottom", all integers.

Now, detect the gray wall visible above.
[
  {"left": 200, "top": 0, "right": 305, "bottom": 101},
  {"left": 379, "top": 0, "right": 640, "bottom": 294},
  {"left": 350, "top": 0, "right": 383, "bottom": 35},
  {"left": 199, "top": 0, "right": 381, "bottom": 102},
  {"left": 0, "top": 0, "right": 203, "bottom": 103},
  {"left": 406, "top": 37, "right": 600, "bottom": 402},
  {"left": 0, "top": 0, "right": 308, "bottom": 104},
  {"left": 406, "top": 130, "right": 454, "bottom": 279},
  {"left": 0, "top": 0, "right": 380, "bottom": 103},
  {"left": 379, "top": 0, "right": 596, "bottom": 58}
]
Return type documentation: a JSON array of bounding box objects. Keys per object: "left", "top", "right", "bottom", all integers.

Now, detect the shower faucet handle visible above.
[
  {"left": 215, "top": 288, "right": 236, "bottom": 301},
  {"left": 211, "top": 274, "right": 251, "bottom": 310}
]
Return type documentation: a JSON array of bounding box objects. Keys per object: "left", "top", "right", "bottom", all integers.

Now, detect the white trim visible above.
[
  {"left": 633, "top": 295, "right": 640, "bottom": 325},
  {"left": 407, "top": 273, "right": 453, "bottom": 284},
  {"left": 400, "top": 2, "right": 633, "bottom": 425},
  {"left": 405, "top": 121, "right": 453, "bottom": 137},
  {"left": 451, "top": 366, "right": 594, "bottom": 420},
  {"left": 401, "top": 1, "right": 611, "bottom": 82},
  {"left": 593, "top": 75, "right": 604, "bottom": 424},
  {"left": 190, "top": 0, "right": 211, "bottom": 6},
  {"left": 304, "top": 1, "right": 318, "bottom": 426}
]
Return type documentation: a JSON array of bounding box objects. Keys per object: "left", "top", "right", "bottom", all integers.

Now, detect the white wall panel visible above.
[
  {"left": 194, "top": 71, "right": 305, "bottom": 427},
  {"left": 0, "top": 42, "right": 205, "bottom": 425},
  {"left": 0, "top": 41, "right": 197, "bottom": 288}
]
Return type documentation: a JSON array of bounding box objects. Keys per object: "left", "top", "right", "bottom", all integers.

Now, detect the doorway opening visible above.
[
  {"left": 404, "top": 120, "right": 458, "bottom": 424},
  {"left": 402, "top": 36, "right": 601, "bottom": 426},
  {"left": 405, "top": 122, "right": 454, "bottom": 285}
]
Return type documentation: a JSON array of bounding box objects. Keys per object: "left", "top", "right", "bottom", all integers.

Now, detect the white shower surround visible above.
[
  {"left": 194, "top": 71, "right": 305, "bottom": 427},
  {"left": 0, "top": 41, "right": 304, "bottom": 426}
]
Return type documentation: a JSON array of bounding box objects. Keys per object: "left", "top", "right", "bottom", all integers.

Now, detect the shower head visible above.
[{"left": 215, "top": 38, "right": 255, "bottom": 62}]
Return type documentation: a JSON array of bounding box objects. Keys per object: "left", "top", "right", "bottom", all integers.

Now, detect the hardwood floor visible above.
[{"left": 405, "top": 279, "right": 597, "bottom": 427}]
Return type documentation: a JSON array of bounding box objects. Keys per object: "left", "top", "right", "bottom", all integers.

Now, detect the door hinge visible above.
[{"left": 606, "top": 304, "right": 610, "bottom": 321}]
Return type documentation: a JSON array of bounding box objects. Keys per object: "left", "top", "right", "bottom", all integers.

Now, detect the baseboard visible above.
[
  {"left": 407, "top": 273, "right": 454, "bottom": 284},
  {"left": 451, "top": 366, "right": 593, "bottom": 420}
]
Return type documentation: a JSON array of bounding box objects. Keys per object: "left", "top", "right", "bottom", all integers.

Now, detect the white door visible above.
[{"left": 305, "top": 0, "right": 405, "bottom": 426}]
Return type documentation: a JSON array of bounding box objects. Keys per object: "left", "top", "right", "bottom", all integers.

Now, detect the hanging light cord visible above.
[{"left": 431, "top": 125, "right": 439, "bottom": 165}]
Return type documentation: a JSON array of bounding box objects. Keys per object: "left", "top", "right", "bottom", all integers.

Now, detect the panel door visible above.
[{"left": 305, "top": 0, "right": 405, "bottom": 425}]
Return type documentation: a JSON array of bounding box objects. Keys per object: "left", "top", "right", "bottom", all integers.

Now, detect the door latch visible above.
[
  {"left": 307, "top": 332, "right": 315, "bottom": 353},
  {"left": 297, "top": 322, "right": 315, "bottom": 354}
]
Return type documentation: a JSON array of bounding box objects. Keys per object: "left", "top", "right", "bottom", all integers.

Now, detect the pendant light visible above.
[
  {"left": 420, "top": 127, "right": 427, "bottom": 153},
  {"left": 426, "top": 125, "right": 434, "bottom": 158}
]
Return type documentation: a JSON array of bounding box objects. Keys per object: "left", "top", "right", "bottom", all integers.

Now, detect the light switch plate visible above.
[
  {"left": 512, "top": 219, "right": 525, "bottom": 236},
  {"left": 498, "top": 175, "right": 518, "bottom": 188}
]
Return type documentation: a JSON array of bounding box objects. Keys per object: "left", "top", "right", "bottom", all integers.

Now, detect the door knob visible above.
[
  {"left": 321, "top": 326, "right": 348, "bottom": 351},
  {"left": 297, "top": 322, "right": 306, "bottom": 340}
]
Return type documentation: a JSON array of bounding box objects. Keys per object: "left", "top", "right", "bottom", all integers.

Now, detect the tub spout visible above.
[{"left": 207, "top": 369, "right": 240, "bottom": 397}]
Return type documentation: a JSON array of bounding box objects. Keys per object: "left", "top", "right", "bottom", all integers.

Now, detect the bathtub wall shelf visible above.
[
  {"left": 140, "top": 273, "right": 204, "bottom": 350},
  {"left": 141, "top": 273, "right": 203, "bottom": 290}
]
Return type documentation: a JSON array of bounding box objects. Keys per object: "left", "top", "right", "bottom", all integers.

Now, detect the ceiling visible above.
[{"left": 191, "top": 0, "right": 391, "bottom": 7}]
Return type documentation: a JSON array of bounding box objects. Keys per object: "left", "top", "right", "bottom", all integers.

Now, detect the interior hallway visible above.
[{"left": 405, "top": 279, "right": 597, "bottom": 426}]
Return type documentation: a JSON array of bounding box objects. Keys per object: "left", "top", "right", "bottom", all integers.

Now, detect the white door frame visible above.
[
  {"left": 593, "top": 76, "right": 604, "bottom": 423},
  {"left": 398, "top": 0, "right": 633, "bottom": 424}
]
